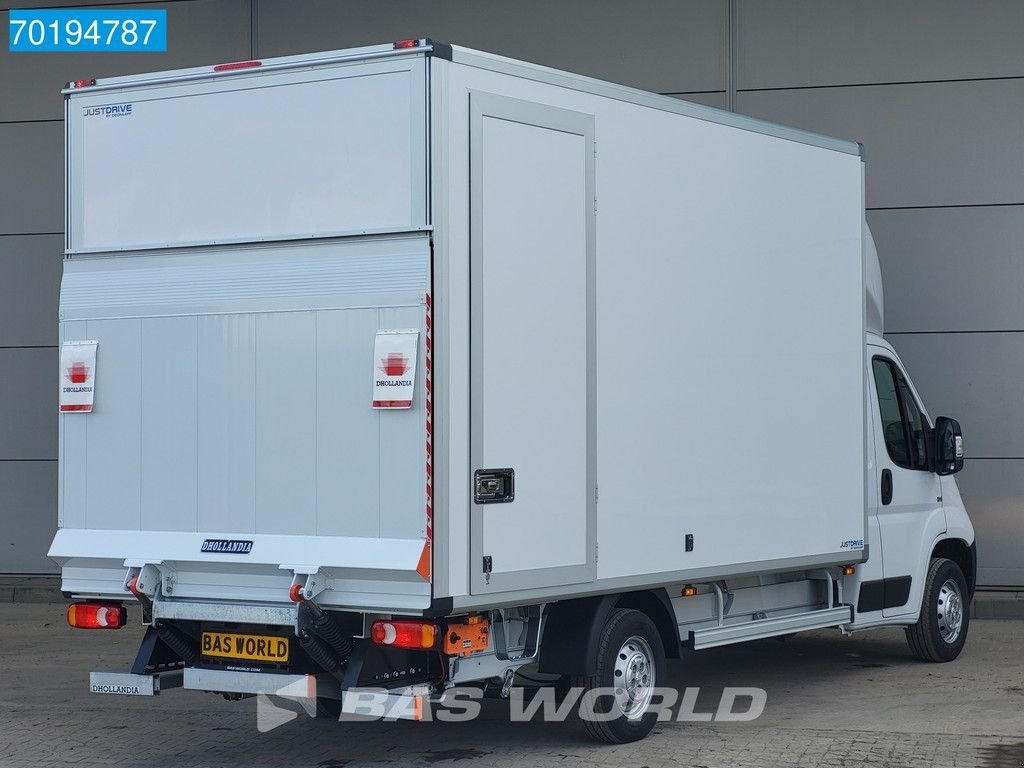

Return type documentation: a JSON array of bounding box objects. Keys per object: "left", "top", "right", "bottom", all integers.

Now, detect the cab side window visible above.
[{"left": 872, "top": 357, "right": 929, "bottom": 471}]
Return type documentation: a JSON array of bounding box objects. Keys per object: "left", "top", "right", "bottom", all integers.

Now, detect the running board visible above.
[{"left": 688, "top": 605, "right": 852, "bottom": 650}]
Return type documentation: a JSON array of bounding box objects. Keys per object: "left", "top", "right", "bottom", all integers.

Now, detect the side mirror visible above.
[{"left": 933, "top": 417, "right": 964, "bottom": 476}]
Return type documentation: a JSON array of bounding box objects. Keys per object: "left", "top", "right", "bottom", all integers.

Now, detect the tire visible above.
[
  {"left": 572, "top": 608, "right": 667, "bottom": 743},
  {"left": 905, "top": 557, "right": 970, "bottom": 663}
]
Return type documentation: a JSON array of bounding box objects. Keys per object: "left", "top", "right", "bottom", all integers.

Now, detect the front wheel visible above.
[
  {"left": 905, "top": 557, "right": 970, "bottom": 662},
  {"left": 572, "top": 608, "right": 667, "bottom": 743}
]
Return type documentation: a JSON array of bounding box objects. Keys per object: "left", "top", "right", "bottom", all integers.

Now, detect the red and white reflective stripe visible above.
[
  {"left": 420, "top": 292, "right": 433, "bottom": 580},
  {"left": 60, "top": 404, "right": 91, "bottom": 412},
  {"left": 371, "top": 399, "right": 412, "bottom": 408}
]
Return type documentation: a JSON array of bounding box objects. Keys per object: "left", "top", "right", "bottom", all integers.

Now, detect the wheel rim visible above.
[
  {"left": 936, "top": 578, "right": 964, "bottom": 644},
  {"left": 613, "top": 635, "right": 656, "bottom": 720}
]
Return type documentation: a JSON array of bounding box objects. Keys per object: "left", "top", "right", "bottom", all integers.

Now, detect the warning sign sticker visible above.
[
  {"left": 60, "top": 340, "right": 98, "bottom": 413},
  {"left": 372, "top": 330, "right": 419, "bottom": 409}
]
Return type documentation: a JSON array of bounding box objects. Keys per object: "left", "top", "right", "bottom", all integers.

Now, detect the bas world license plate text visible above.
[{"left": 201, "top": 632, "right": 289, "bottom": 663}]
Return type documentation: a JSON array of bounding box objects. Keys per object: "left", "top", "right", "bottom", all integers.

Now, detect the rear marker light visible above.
[
  {"left": 841, "top": 565, "right": 856, "bottom": 576},
  {"left": 73, "top": 79, "right": 96, "bottom": 88},
  {"left": 681, "top": 585, "right": 698, "bottom": 597},
  {"left": 393, "top": 39, "right": 420, "bottom": 49},
  {"left": 213, "top": 60, "right": 262, "bottom": 72},
  {"left": 67, "top": 602, "right": 126, "bottom": 630},
  {"left": 370, "top": 619, "right": 439, "bottom": 650}
]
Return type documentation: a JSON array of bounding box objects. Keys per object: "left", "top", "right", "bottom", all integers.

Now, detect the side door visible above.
[
  {"left": 869, "top": 352, "right": 944, "bottom": 616},
  {"left": 468, "top": 92, "right": 597, "bottom": 595}
]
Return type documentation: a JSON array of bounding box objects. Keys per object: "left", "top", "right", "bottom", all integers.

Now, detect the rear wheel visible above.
[
  {"left": 905, "top": 557, "right": 970, "bottom": 662},
  {"left": 572, "top": 608, "right": 666, "bottom": 743}
]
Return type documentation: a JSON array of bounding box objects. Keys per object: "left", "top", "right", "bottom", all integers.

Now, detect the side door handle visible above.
[{"left": 880, "top": 468, "right": 893, "bottom": 506}]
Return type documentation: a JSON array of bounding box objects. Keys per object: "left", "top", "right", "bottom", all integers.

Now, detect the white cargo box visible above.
[{"left": 51, "top": 41, "right": 865, "bottom": 615}]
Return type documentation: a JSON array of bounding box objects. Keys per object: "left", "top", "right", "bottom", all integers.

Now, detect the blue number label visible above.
[{"left": 9, "top": 9, "right": 167, "bottom": 52}]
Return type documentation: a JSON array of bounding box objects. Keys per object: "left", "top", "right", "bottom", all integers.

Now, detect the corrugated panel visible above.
[
  {"left": 59, "top": 236, "right": 429, "bottom": 542},
  {"left": 315, "top": 308, "right": 382, "bottom": 538},
  {"left": 254, "top": 312, "right": 317, "bottom": 535},
  {"left": 82, "top": 319, "right": 142, "bottom": 531},
  {"left": 140, "top": 316, "right": 199, "bottom": 532},
  {"left": 196, "top": 313, "right": 256, "bottom": 534},
  {"left": 61, "top": 236, "right": 430, "bottom": 319}
]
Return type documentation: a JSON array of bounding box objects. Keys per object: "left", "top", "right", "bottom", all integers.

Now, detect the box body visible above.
[{"left": 51, "top": 43, "right": 866, "bottom": 613}]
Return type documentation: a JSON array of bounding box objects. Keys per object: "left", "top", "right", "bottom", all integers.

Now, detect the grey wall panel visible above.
[
  {"left": 868, "top": 207, "right": 1024, "bottom": 334},
  {"left": 738, "top": 0, "right": 1024, "bottom": 90},
  {"left": 0, "top": 121, "right": 62, "bottom": 235},
  {"left": 669, "top": 91, "right": 728, "bottom": 110},
  {"left": 0, "top": 0, "right": 252, "bottom": 122},
  {"left": 0, "top": 347, "right": 56, "bottom": 460},
  {"left": 737, "top": 79, "right": 1024, "bottom": 209},
  {"left": 256, "top": 0, "right": 727, "bottom": 94},
  {"left": 0, "top": 461, "right": 57, "bottom": 573},
  {"left": 0, "top": 234, "right": 62, "bottom": 346},
  {"left": 954, "top": 459, "right": 1024, "bottom": 587},
  {"left": 885, "top": 332, "right": 1024, "bottom": 459}
]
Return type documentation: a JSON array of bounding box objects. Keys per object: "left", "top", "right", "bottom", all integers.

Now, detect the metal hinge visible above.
[{"left": 482, "top": 556, "right": 492, "bottom": 584}]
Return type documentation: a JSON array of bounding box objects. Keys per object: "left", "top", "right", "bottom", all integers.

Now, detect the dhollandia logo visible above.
[
  {"left": 83, "top": 103, "right": 132, "bottom": 118},
  {"left": 65, "top": 362, "right": 90, "bottom": 384},
  {"left": 201, "top": 539, "right": 254, "bottom": 555},
  {"left": 378, "top": 352, "right": 411, "bottom": 377}
]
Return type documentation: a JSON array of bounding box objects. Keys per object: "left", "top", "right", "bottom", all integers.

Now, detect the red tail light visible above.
[
  {"left": 370, "top": 619, "right": 439, "bottom": 649},
  {"left": 393, "top": 39, "right": 420, "bottom": 50},
  {"left": 67, "top": 602, "right": 127, "bottom": 630}
]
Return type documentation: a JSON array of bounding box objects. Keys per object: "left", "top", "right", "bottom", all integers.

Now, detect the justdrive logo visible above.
[{"left": 83, "top": 103, "right": 132, "bottom": 118}]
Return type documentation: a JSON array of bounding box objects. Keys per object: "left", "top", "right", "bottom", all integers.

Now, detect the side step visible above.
[{"left": 689, "top": 605, "right": 852, "bottom": 650}]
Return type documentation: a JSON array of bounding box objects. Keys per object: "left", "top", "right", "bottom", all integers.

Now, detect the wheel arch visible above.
[
  {"left": 538, "top": 588, "right": 681, "bottom": 676},
  {"left": 932, "top": 538, "right": 976, "bottom": 598}
]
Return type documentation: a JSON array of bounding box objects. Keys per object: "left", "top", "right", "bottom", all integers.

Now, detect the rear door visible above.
[
  {"left": 468, "top": 92, "right": 596, "bottom": 595},
  {"left": 55, "top": 51, "right": 434, "bottom": 608}
]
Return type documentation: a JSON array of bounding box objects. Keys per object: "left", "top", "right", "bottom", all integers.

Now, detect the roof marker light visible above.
[
  {"left": 73, "top": 79, "right": 96, "bottom": 88},
  {"left": 393, "top": 39, "right": 420, "bottom": 49},
  {"left": 213, "top": 59, "right": 262, "bottom": 72}
]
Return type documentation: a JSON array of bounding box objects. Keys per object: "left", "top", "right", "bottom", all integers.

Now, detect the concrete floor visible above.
[{"left": 0, "top": 603, "right": 1021, "bottom": 767}]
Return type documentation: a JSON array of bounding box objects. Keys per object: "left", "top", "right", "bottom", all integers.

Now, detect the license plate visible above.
[{"left": 201, "top": 632, "right": 290, "bottom": 663}]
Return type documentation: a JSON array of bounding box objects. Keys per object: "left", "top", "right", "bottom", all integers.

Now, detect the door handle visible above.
[{"left": 880, "top": 468, "right": 893, "bottom": 506}]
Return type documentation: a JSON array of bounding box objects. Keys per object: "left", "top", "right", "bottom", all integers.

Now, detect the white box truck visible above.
[{"left": 50, "top": 39, "right": 976, "bottom": 743}]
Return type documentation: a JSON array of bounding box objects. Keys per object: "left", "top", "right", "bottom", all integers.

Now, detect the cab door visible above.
[{"left": 868, "top": 348, "right": 944, "bottom": 617}]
